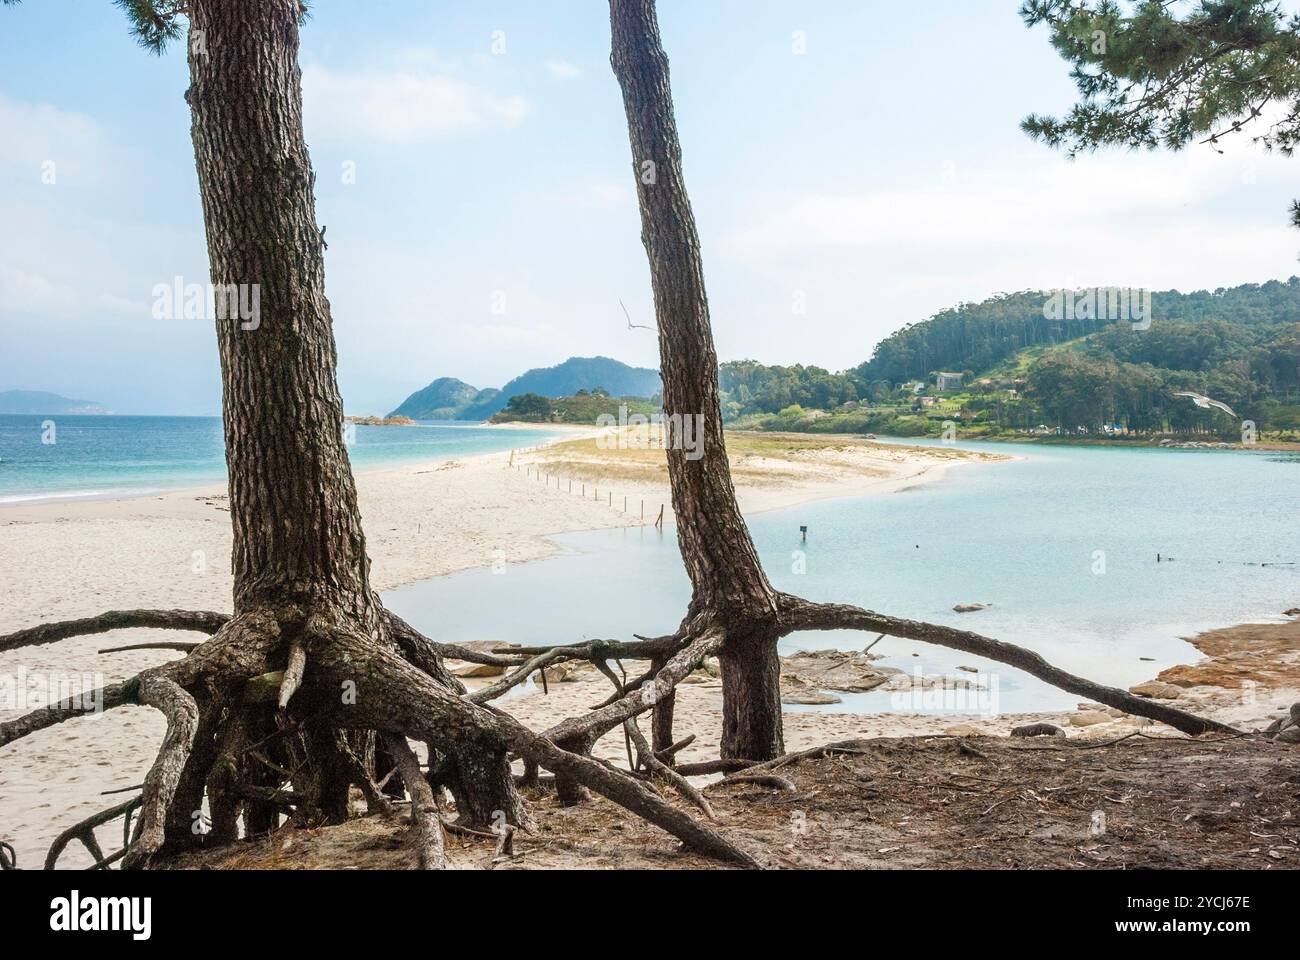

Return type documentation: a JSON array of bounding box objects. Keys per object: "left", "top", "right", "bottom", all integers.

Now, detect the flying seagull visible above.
[
  {"left": 1172, "top": 391, "right": 1237, "bottom": 418},
  {"left": 620, "top": 299, "right": 653, "bottom": 332}
]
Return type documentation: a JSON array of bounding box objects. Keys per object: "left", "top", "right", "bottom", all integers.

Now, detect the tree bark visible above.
[
  {"left": 178, "top": 0, "right": 523, "bottom": 835},
  {"left": 187, "top": 0, "right": 375, "bottom": 628},
  {"left": 609, "top": 0, "right": 783, "bottom": 759}
]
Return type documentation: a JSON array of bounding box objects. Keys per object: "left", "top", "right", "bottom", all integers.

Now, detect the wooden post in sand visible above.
[
  {"left": 655, "top": 505, "right": 664, "bottom": 529},
  {"left": 641, "top": 500, "right": 644, "bottom": 523}
]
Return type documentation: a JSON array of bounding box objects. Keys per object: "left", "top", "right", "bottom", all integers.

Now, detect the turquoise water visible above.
[
  {"left": 0, "top": 414, "right": 552, "bottom": 503},
  {"left": 386, "top": 440, "right": 1300, "bottom": 715}
]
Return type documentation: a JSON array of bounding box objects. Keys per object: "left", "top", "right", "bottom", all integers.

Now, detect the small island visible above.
[{"left": 344, "top": 415, "right": 416, "bottom": 427}]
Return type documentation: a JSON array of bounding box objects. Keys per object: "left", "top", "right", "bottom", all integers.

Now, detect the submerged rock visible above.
[{"left": 952, "top": 602, "right": 991, "bottom": 613}]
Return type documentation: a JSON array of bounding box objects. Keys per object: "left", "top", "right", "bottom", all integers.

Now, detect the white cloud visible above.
[
  {"left": 706, "top": 146, "right": 1300, "bottom": 371},
  {"left": 544, "top": 59, "right": 583, "bottom": 80},
  {"left": 302, "top": 64, "right": 528, "bottom": 143},
  {"left": 0, "top": 264, "right": 77, "bottom": 317},
  {"left": 540, "top": 178, "right": 634, "bottom": 212},
  {"left": 721, "top": 148, "right": 1300, "bottom": 292},
  {"left": 0, "top": 92, "right": 105, "bottom": 182}
]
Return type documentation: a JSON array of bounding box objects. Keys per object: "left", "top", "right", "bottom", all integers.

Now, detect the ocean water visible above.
[
  {"left": 385, "top": 439, "right": 1300, "bottom": 715},
  {"left": 0, "top": 414, "right": 553, "bottom": 504}
]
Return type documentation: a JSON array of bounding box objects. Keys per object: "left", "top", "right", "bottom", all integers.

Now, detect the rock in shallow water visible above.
[{"left": 780, "top": 649, "right": 893, "bottom": 692}]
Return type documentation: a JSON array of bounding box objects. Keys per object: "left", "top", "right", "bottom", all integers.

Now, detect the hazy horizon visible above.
[{"left": 5, "top": 0, "right": 1300, "bottom": 416}]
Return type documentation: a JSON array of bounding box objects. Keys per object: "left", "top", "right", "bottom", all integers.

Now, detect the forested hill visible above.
[
  {"left": 496, "top": 356, "right": 660, "bottom": 407},
  {"left": 388, "top": 356, "right": 660, "bottom": 420},
  {"left": 0, "top": 390, "right": 110, "bottom": 415},
  {"left": 857, "top": 279, "right": 1300, "bottom": 384}
]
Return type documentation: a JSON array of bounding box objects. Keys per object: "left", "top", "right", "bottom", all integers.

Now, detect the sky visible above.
[{"left": 2, "top": 1, "right": 1300, "bottom": 416}]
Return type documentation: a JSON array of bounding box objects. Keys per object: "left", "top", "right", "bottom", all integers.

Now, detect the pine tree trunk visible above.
[
  {"left": 187, "top": 0, "right": 376, "bottom": 630},
  {"left": 176, "top": 0, "right": 523, "bottom": 833},
  {"left": 609, "top": 0, "right": 784, "bottom": 759}
]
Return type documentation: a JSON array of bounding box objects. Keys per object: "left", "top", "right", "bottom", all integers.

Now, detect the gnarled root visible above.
[
  {"left": 121, "top": 676, "right": 199, "bottom": 869},
  {"left": 11, "top": 584, "right": 1237, "bottom": 871},
  {"left": 380, "top": 733, "right": 447, "bottom": 869},
  {"left": 777, "top": 595, "right": 1239, "bottom": 737}
]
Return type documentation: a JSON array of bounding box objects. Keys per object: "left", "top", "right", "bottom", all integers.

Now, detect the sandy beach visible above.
[{"left": 2, "top": 428, "right": 1295, "bottom": 868}]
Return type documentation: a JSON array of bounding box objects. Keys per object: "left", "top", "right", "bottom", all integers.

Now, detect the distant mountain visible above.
[
  {"left": 497, "top": 357, "right": 661, "bottom": 408},
  {"left": 387, "top": 378, "right": 499, "bottom": 421},
  {"left": 388, "top": 357, "right": 661, "bottom": 421},
  {"left": 0, "top": 390, "right": 110, "bottom": 415}
]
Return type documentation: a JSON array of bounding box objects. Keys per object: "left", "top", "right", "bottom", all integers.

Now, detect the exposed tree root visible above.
[
  {"left": 469, "top": 649, "right": 564, "bottom": 705},
  {"left": 45, "top": 797, "right": 141, "bottom": 870},
  {"left": 121, "top": 677, "right": 199, "bottom": 869},
  {"left": 2, "top": 585, "right": 1240, "bottom": 872},
  {"left": 778, "top": 596, "right": 1239, "bottom": 737},
  {"left": 625, "top": 718, "right": 716, "bottom": 820},
  {"left": 707, "top": 773, "right": 797, "bottom": 793},
  {"left": 380, "top": 733, "right": 447, "bottom": 869},
  {"left": 0, "top": 683, "right": 130, "bottom": 747},
  {"left": 99, "top": 641, "right": 203, "bottom": 655},
  {"left": 0, "top": 609, "right": 228, "bottom": 654}
]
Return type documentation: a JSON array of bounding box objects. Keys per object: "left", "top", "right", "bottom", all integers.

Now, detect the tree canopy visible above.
[{"left": 1022, "top": 0, "right": 1300, "bottom": 224}]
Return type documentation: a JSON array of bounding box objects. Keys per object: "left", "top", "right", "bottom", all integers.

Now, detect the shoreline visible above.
[
  {"left": 0, "top": 420, "right": 589, "bottom": 510},
  {"left": 0, "top": 430, "right": 1004, "bottom": 867},
  {"left": 2, "top": 430, "right": 1295, "bottom": 868}
]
